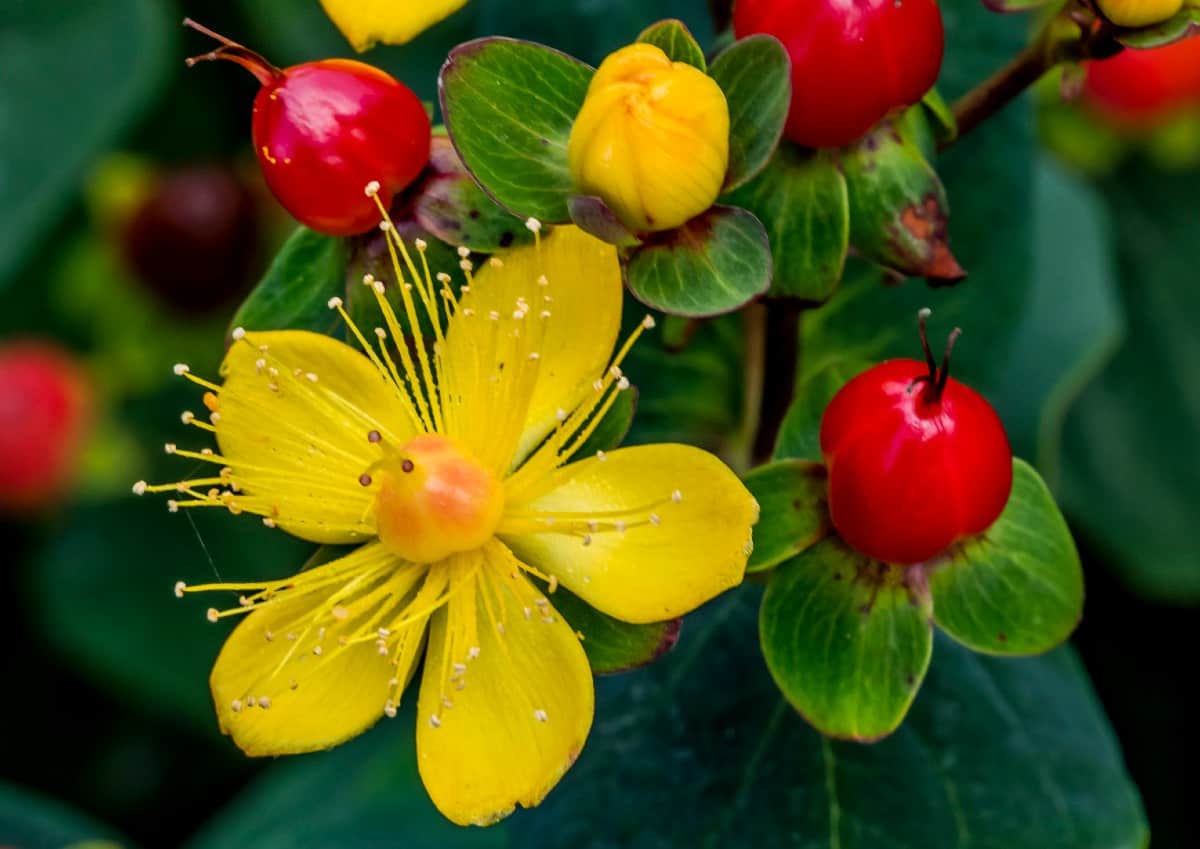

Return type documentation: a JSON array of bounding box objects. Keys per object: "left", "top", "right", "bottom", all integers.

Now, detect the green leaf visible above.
[
  {"left": 0, "top": 0, "right": 171, "bottom": 287},
  {"left": 1060, "top": 163, "right": 1200, "bottom": 602},
  {"left": 841, "top": 108, "right": 965, "bottom": 282},
  {"left": 231, "top": 227, "right": 347, "bottom": 335},
  {"left": 636, "top": 19, "right": 706, "bottom": 70},
  {"left": 440, "top": 37, "right": 593, "bottom": 223},
  {"left": 708, "top": 34, "right": 791, "bottom": 192},
  {"left": 1116, "top": 3, "right": 1200, "bottom": 48},
  {"left": 623, "top": 310, "right": 744, "bottom": 452},
  {"left": 511, "top": 589, "right": 1148, "bottom": 849},
  {"left": 29, "top": 499, "right": 313, "bottom": 731},
  {"left": 624, "top": 206, "right": 771, "bottom": 317},
  {"left": 760, "top": 542, "right": 933, "bottom": 740},
  {"left": 774, "top": 357, "right": 872, "bottom": 461},
  {"left": 184, "top": 715, "right": 502, "bottom": 849},
  {"left": 743, "top": 459, "right": 829, "bottom": 573},
  {"left": 724, "top": 145, "right": 849, "bottom": 302},
  {"left": 547, "top": 586, "right": 680, "bottom": 674},
  {"left": 990, "top": 158, "right": 1122, "bottom": 471},
  {"left": 929, "top": 460, "right": 1084, "bottom": 655},
  {"left": 0, "top": 781, "right": 129, "bottom": 849},
  {"left": 414, "top": 137, "right": 534, "bottom": 252}
]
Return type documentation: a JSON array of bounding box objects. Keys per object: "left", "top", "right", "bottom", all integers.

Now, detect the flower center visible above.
[{"left": 373, "top": 434, "right": 505, "bottom": 563}]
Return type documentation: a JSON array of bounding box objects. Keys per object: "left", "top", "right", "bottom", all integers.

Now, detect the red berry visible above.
[
  {"left": 819, "top": 312, "right": 1012, "bottom": 565},
  {"left": 733, "top": 0, "right": 945, "bottom": 148},
  {"left": 184, "top": 20, "right": 431, "bottom": 236},
  {"left": 1083, "top": 39, "right": 1200, "bottom": 130},
  {"left": 0, "top": 342, "right": 93, "bottom": 512}
]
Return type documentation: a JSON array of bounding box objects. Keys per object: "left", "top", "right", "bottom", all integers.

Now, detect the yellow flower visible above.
[
  {"left": 137, "top": 202, "right": 758, "bottom": 825},
  {"left": 1096, "top": 0, "right": 1183, "bottom": 27},
  {"left": 568, "top": 43, "right": 731, "bottom": 233},
  {"left": 319, "top": 0, "right": 471, "bottom": 51}
]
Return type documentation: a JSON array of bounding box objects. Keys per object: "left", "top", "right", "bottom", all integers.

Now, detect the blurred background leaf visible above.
[
  {"left": 0, "top": 781, "right": 129, "bottom": 849},
  {"left": 1059, "top": 164, "right": 1200, "bottom": 603},
  {"left": 0, "top": 0, "right": 172, "bottom": 287}
]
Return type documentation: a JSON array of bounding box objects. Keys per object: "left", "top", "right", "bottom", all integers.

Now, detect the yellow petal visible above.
[
  {"left": 216, "top": 330, "right": 416, "bottom": 544},
  {"left": 440, "top": 226, "right": 622, "bottom": 473},
  {"left": 209, "top": 543, "right": 431, "bottom": 756},
  {"left": 500, "top": 444, "right": 758, "bottom": 624},
  {"left": 416, "top": 543, "right": 593, "bottom": 826},
  {"left": 319, "top": 0, "right": 471, "bottom": 51}
]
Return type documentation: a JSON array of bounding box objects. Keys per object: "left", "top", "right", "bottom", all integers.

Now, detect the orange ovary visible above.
[{"left": 375, "top": 434, "right": 505, "bottom": 563}]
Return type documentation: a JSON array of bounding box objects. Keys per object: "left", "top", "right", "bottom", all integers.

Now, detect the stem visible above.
[
  {"left": 947, "top": 8, "right": 1124, "bottom": 147},
  {"left": 182, "top": 18, "right": 280, "bottom": 86},
  {"left": 949, "top": 39, "right": 1055, "bottom": 142},
  {"left": 733, "top": 302, "right": 767, "bottom": 473},
  {"left": 751, "top": 300, "right": 802, "bottom": 465}
]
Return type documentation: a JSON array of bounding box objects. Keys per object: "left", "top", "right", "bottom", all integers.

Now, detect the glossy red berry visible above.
[
  {"left": 733, "top": 0, "right": 945, "bottom": 148},
  {"left": 184, "top": 20, "right": 431, "bottom": 236},
  {"left": 0, "top": 342, "right": 93, "bottom": 513},
  {"left": 819, "top": 312, "right": 1012, "bottom": 565},
  {"left": 1083, "top": 39, "right": 1200, "bottom": 130}
]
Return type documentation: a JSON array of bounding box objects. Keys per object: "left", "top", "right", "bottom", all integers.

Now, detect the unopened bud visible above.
[
  {"left": 1096, "top": 0, "right": 1183, "bottom": 27},
  {"left": 567, "top": 43, "right": 729, "bottom": 233}
]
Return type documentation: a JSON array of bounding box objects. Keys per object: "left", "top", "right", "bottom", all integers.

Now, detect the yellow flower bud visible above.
[
  {"left": 567, "top": 43, "right": 730, "bottom": 233},
  {"left": 1096, "top": 0, "right": 1183, "bottom": 28}
]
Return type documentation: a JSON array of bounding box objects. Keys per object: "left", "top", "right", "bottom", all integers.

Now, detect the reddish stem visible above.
[{"left": 182, "top": 18, "right": 280, "bottom": 86}]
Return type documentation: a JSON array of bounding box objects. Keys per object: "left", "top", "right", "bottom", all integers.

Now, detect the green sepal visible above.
[
  {"left": 229, "top": 226, "right": 346, "bottom": 336},
  {"left": 928, "top": 459, "right": 1084, "bottom": 655},
  {"left": 724, "top": 144, "right": 849, "bottom": 303},
  {"left": 636, "top": 19, "right": 706, "bottom": 70},
  {"left": 919, "top": 88, "right": 958, "bottom": 147},
  {"left": 760, "top": 541, "right": 934, "bottom": 740},
  {"left": 743, "top": 459, "right": 830, "bottom": 573},
  {"left": 624, "top": 205, "right": 771, "bottom": 318},
  {"left": 439, "top": 37, "right": 594, "bottom": 224},
  {"left": 841, "top": 108, "right": 966, "bottom": 282},
  {"left": 1116, "top": 3, "right": 1199, "bottom": 48},
  {"left": 709, "top": 34, "right": 792, "bottom": 192},
  {"left": 979, "top": 0, "right": 1059, "bottom": 14},
  {"left": 568, "top": 195, "right": 642, "bottom": 248},
  {"left": 414, "top": 136, "right": 533, "bottom": 253}
]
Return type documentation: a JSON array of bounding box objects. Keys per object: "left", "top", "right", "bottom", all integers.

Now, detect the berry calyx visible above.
[
  {"left": 1083, "top": 39, "right": 1200, "bottom": 130},
  {"left": 373, "top": 435, "right": 505, "bottom": 563},
  {"left": 183, "top": 19, "right": 431, "bottom": 237},
  {"left": 732, "top": 0, "right": 945, "bottom": 149},
  {"left": 0, "top": 342, "right": 93, "bottom": 513},
  {"left": 819, "top": 310, "right": 1012, "bottom": 565}
]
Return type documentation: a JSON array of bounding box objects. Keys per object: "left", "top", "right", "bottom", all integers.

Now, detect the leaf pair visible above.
[
  {"left": 439, "top": 20, "right": 792, "bottom": 317},
  {"left": 747, "top": 455, "right": 1084, "bottom": 741}
]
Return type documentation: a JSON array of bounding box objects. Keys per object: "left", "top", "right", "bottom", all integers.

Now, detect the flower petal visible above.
[
  {"left": 441, "top": 226, "right": 622, "bottom": 473},
  {"left": 501, "top": 444, "right": 758, "bottom": 624},
  {"left": 416, "top": 543, "right": 593, "bottom": 826},
  {"left": 216, "top": 330, "right": 416, "bottom": 543},
  {"left": 319, "top": 0, "right": 470, "bottom": 51},
  {"left": 209, "top": 543, "right": 431, "bottom": 756}
]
